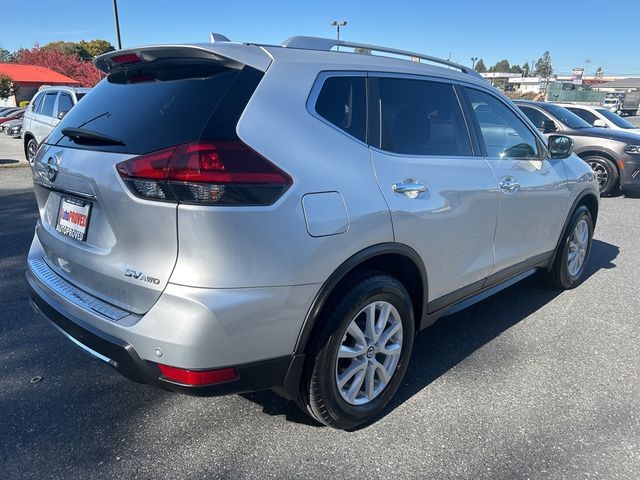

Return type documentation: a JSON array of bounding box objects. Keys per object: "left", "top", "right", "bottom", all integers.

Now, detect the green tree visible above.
[
  {"left": 41, "top": 39, "right": 115, "bottom": 61},
  {"left": 522, "top": 62, "right": 530, "bottom": 76},
  {"left": 509, "top": 64, "right": 523, "bottom": 74},
  {"left": 354, "top": 47, "right": 372, "bottom": 55},
  {"left": 489, "top": 59, "right": 510, "bottom": 72},
  {"left": 0, "top": 74, "right": 16, "bottom": 100},
  {"left": 0, "top": 45, "right": 18, "bottom": 62},
  {"left": 42, "top": 41, "right": 85, "bottom": 58},
  {"left": 78, "top": 39, "right": 115, "bottom": 59},
  {"left": 535, "top": 51, "right": 553, "bottom": 78},
  {"left": 474, "top": 58, "right": 487, "bottom": 72},
  {"left": 595, "top": 66, "right": 604, "bottom": 77}
]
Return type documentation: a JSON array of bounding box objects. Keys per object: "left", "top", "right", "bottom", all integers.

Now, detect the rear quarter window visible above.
[{"left": 314, "top": 76, "right": 366, "bottom": 142}]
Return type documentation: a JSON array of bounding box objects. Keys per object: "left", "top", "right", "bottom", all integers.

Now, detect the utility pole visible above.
[
  {"left": 331, "top": 21, "right": 347, "bottom": 50},
  {"left": 113, "top": 0, "right": 122, "bottom": 50}
]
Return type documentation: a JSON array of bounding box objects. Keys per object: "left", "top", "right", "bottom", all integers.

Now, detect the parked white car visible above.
[
  {"left": 22, "top": 86, "right": 90, "bottom": 161},
  {"left": 557, "top": 103, "right": 640, "bottom": 135}
]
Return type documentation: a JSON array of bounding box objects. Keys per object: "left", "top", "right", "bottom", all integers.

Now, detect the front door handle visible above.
[
  {"left": 392, "top": 179, "right": 427, "bottom": 199},
  {"left": 499, "top": 176, "right": 520, "bottom": 193}
]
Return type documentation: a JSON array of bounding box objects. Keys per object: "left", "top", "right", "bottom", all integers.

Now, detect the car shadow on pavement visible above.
[{"left": 242, "top": 238, "right": 619, "bottom": 429}]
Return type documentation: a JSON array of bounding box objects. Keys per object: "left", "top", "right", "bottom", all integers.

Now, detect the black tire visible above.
[
  {"left": 26, "top": 138, "right": 38, "bottom": 163},
  {"left": 545, "top": 205, "right": 594, "bottom": 289},
  {"left": 297, "top": 274, "right": 415, "bottom": 430},
  {"left": 585, "top": 156, "right": 618, "bottom": 196}
]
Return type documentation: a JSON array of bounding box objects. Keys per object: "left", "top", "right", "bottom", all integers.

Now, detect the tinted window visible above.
[
  {"left": 56, "top": 93, "right": 74, "bottom": 116},
  {"left": 596, "top": 108, "right": 636, "bottom": 129},
  {"left": 518, "top": 105, "right": 551, "bottom": 129},
  {"left": 540, "top": 103, "right": 591, "bottom": 129},
  {"left": 49, "top": 62, "right": 260, "bottom": 154},
  {"left": 377, "top": 78, "right": 471, "bottom": 156},
  {"left": 31, "top": 94, "right": 44, "bottom": 112},
  {"left": 40, "top": 93, "right": 57, "bottom": 117},
  {"left": 315, "top": 76, "right": 366, "bottom": 142},
  {"left": 566, "top": 107, "right": 598, "bottom": 125},
  {"left": 465, "top": 89, "right": 540, "bottom": 159}
]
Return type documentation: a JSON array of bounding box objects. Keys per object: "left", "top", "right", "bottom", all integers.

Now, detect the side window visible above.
[
  {"left": 566, "top": 107, "right": 598, "bottom": 125},
  {"left": 315, "top": 76, "right": 366, "bottom": 142},
  {"left": 518, "top": 105, "right": 550, "bottom": 130},
  {"left": 377, "top": 78, "right": 471, "bottom": 156},
  {"left": 465, "top": 88, "right": 541, "bottom": 159},
  {"left": 40, "top": 92, "right": 57, "bottom": 117},
  {"left": 31, "top": 93, "right": 44, "bottom": 113},
  {"left": 56, "top": 93, "right": 74, "bottom": 116}
]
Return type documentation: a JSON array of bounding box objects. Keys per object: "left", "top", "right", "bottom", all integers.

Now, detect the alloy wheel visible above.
[
  {"left": 567, "top": 219, "right": 589, "bottom": 278},
  {"left": 589, "top": 161, "right": 608, "bottom": 189},
  {"left": 335, "top": 301, "right": 403, "bottom": 406}
]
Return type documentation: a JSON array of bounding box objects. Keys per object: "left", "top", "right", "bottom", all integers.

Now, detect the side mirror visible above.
[
  {"left": 541, "top": 120, "right": 558, "bottom": 134},
  {"left": 593, "top": 119, "right": 608, "bottom": 128},
  {"left": 57, "top": 110, "right": 68, "bottom": 120},
  {"left": 548, "top": 135, "right": 573, "bottom": 159}
]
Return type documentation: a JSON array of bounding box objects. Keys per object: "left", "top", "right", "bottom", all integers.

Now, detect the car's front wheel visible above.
[
  {"left": 26, "top": 138, "right": 38, "bottom": 163},
  {"left": 586, "top": 155, "right": 618, "bottom": 196},
  {"left": 545, "top": 205, "right": 594, "bottom": 289},
  {"left": 298, "top": 274, "right": 415, "bottom": 430}
]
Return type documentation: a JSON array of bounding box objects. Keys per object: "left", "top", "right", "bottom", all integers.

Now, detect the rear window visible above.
[
  {"left": 40, "top": 93, "right": 57, "bottom": 117},
  {"left": 48, "top": 61, "right": 262, "bottom": 154},
  {"left": 378, "top": 78, "right": 472, "bottom": 156}
]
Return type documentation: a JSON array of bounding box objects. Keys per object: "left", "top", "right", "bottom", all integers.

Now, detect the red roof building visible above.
[{"left": 0, "top": 63, "right": 80, "bottom": 107}]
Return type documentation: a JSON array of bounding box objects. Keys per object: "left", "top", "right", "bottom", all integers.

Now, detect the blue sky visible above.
[{"left": 3, "top": 0, "right": 639, "bottom": 75}]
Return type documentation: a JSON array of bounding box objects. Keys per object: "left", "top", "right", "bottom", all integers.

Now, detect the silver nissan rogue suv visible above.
[{"left": 27, "top": 35, "right": 599, "bottom": 429}]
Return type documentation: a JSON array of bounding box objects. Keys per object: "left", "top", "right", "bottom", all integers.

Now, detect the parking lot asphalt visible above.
[
  {"left": 0, "top": 132, "right": 27, "bottom": 167},
  {"left": 1, "top": 165, "right": 639, "bottom": 479}
]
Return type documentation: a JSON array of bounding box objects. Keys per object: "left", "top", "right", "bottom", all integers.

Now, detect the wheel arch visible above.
[
  {"left": 577, "top": 149, "right": 621, "bottom": 174},
  {"left": 547, "top": 189, "right": 599, "bottom": 270},
  {"left": 294, "top": 243, "right": 428, "bottom": 355}
]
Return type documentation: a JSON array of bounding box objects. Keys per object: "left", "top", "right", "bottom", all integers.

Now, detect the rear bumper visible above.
[{"left": 26, "top": 270, "right": 305, "bottom": 398}]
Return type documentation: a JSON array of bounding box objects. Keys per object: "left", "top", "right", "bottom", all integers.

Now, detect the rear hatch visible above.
[{"left": 31, "top": 45, "right": 268, "bottom": 314}]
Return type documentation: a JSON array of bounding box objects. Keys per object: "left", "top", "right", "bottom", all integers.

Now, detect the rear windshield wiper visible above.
[{"left": 61, "top": 127, "right": 125, "bottom": 146}]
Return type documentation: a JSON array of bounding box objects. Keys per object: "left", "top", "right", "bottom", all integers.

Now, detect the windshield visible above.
[
  {"left": 595, "top": 108, "right": 636, "bottom": 129},
  {"left": 542, "top": 104, "right": 592, "bottom": 129}
]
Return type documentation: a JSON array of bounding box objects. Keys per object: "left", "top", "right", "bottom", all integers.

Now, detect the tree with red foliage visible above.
[{"left": 15, "top": 45, "right": 102, "bottom": 87}]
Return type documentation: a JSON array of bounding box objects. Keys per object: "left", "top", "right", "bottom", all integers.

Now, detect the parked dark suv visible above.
[{"left": 516, "top": 100, "right": 640, "bottom": 196}]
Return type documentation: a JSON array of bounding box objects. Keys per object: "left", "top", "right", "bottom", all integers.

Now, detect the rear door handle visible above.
[
  {"left": 392, "top": 180, "right": 427, "bottom": 199},
  {"left": 499, "top": 176, "right": 520, "bottom": 193}
]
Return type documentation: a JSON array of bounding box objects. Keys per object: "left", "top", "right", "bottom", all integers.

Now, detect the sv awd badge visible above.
[{"left": 124, "top": 268, "right": 161, "bottom": 285}]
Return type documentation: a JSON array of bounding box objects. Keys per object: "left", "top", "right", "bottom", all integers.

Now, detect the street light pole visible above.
[
  {"left": 113, "top": 0, "right": 122, "bottom": 50},
  {"left": 330, "top": 21, "right": 347, "bottom": 50},
  {"left": 471, "top": 57, "right": 478, "bottom": 69}
]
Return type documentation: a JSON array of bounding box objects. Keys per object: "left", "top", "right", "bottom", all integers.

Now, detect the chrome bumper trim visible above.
[{"left": 28, "top": 257, "right": 129, "bottom": 321}]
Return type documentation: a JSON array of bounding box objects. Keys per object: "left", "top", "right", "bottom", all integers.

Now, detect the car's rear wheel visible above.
[
  {"left": 586, "top": 156, "right": 618, "bottom": 196},
  {"left": 545, "top": 205, "right": 594, "bottom": 289},
  {"left": 26, "top": 138, "right": 38, "bottom": 163},
  {"left": 298, "top": 274, "right": 414, "bottom": 430}
]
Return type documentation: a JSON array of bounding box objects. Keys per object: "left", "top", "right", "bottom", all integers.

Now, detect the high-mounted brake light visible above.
[
  {"left": 111, "top": 53, "right": 142, "bottom": 65},
  {"left": 116, "top": 140, "right": 292, "bottom": 205},
  {"left": 157, "top": 364, "right": 238, "bottom": 386}
]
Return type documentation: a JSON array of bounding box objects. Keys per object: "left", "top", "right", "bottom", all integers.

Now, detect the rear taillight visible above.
[{"left": 116, "top": 141, "right": 292, "bottom": 205}]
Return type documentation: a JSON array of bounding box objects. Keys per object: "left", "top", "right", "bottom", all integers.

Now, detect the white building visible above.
[{"left": 508, "top": 76, "right": 543, "bottom": 93}]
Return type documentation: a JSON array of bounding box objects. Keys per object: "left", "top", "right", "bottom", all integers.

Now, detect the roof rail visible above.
[
  {"left": 210, "top": 32, "right": 231, "bottom": 43},
  {"left": 281, "top": 36, "right": 477, "bottom": 75}
]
